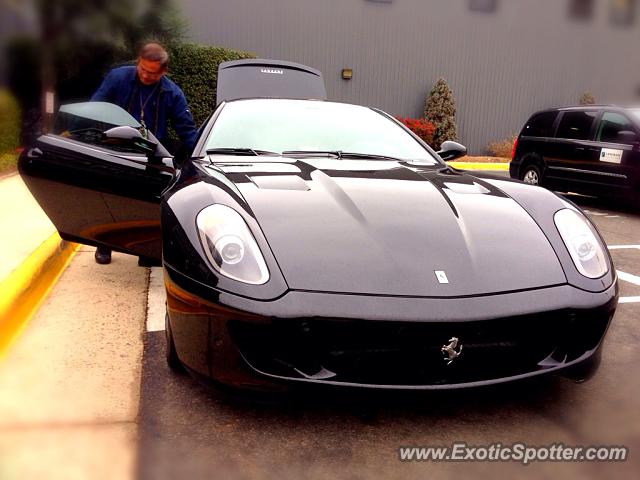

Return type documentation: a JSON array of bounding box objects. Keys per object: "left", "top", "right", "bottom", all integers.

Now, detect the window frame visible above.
[
  {"left": 554, "top": 109, "right": 600, "bottom": 141},
  {"left": 522, "top": 111, "right": 560, "bottom": 138},
  {"left": 596, "top": 110, "right": 640, "bottom": 145}
]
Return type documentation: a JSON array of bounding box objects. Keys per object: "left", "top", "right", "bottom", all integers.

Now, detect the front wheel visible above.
[{"left": 521, "top": 164, "right": 542, "bottom": 186}]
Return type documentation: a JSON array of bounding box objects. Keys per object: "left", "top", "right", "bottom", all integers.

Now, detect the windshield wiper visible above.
[
  {"left": 282, "top": 150, "right": 343, "bottom": 158},
  {"left": 206, "top": 147, "right": 279, "bottom": 156},
  {"left": 282, "top": 150, "right": 403, "bottom": 161}
]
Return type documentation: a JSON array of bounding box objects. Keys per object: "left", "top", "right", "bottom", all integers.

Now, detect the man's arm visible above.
[
  {"left": 170, "top": 92, "right": 199, "bottom": 151},
  {"left": 90, "top": 69, "right": 118, "bottom": 102}
]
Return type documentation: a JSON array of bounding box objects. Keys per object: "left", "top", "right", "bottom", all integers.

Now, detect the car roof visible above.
[{"left": 531, "top": 105, "right": 636, "bottom": 115}]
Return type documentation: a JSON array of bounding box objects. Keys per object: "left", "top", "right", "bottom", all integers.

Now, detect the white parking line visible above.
[
  {"left": 617, "top": 270, "right": 640, "bottom": 287},
  {"left": 146, "top": 267, "right": 167, "bottom": 332},
  {"left": 619, "top": 297, "right": 640, "bottom": 304},
  {"left": 608, "top": 245, "right": 640, "bottom": 250}
]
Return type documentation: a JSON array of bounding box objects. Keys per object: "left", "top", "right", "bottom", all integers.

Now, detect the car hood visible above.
[{"left": 208, "top": 158, "right": 567, "bottom": 297}]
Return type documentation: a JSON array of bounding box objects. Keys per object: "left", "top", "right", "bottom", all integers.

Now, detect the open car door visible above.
[{"left": 19, "top": 102, "right": 175, "bottom": 264}]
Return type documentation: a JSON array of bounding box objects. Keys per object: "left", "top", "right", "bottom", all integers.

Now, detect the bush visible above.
[
  {"left": 397, "top": 117, "right": 435, "bottom": 147},
  {"left": 424, "top": 78, "right": 457, "bottom": 150},
  {"left": 579, "top": 91, "right": 596, "bottom": 105},
  {"left": 167, "top": 43, "right": 256, "bottom": 127},
  {"left": 0, "top": 90, "right": 21, "bottom": 153},
  {"left": 487, "top": 134, "right": 517, "bottom": 158},
  {"left": 0, "top": 154, "right": 19, "bottom": 175}
]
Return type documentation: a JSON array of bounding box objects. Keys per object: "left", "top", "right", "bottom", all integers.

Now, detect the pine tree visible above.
[{"left": 423, "top": 78, "right": 457, "bottom": 150}]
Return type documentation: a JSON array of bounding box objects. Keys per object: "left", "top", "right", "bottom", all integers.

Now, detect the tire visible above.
[
  {"left": 521, "top": 164, "right": 542, "bottom": 186},
  {"left": 165, "top": 312, "right": 186, "bottom": 373}
]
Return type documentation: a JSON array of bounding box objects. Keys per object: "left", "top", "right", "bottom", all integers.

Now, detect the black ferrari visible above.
[{"left": 19, "top": 60, "right": 618, "bottom": 392}]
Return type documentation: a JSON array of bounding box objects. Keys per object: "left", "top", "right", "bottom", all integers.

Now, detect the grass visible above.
[{"left": 0, "top": 153, "right": 18, "bottom": 176}]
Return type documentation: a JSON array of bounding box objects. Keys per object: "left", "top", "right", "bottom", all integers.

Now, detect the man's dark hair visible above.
[{"left": 138, "top": 42, "right": 169, "bottom": 68}]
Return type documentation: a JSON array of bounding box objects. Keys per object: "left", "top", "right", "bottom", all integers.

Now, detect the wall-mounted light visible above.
[{"left": 341, "top": 68, "right": 353, "bottom": 80}]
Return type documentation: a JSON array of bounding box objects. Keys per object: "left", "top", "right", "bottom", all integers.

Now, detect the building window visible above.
[
  {"left": 469, "top": 0, "right": 498, "bottom": 13},
  {"left": 569, "top": 0, "right": 595, "bottom": 20},
  {"left": 610, "top": 0, "right": 635, "bottom": 26}
]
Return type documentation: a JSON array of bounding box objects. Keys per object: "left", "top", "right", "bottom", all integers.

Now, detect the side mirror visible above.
[
  {"left": 617, "top": 130, "right": 639, "bottom": 144},
  {"left": 437, "top": 141, "right": 467, "bottom": 162},
  {"left": 103, "top": 126, "right": 158, "bottom": 155}
]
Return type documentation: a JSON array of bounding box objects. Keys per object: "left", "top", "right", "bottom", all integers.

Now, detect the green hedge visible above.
[
  {"left": 167, "top": 43, "right": 256, "bottom": 127},
  {"left": 0, "top": 89, "right": 21, "bottom": 153}
]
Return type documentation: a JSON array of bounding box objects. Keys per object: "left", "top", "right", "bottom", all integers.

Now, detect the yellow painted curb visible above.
[
  {"left": 449, "top": 162, "right": 510, "bottom": 171},
  {"left": 0, "top": 233, "right": 79, "bottom": 358}
]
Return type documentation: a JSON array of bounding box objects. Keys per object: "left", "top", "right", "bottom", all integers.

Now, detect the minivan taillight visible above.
[{"left": 511, "top": 137, "right": 518, "bottom": 160}]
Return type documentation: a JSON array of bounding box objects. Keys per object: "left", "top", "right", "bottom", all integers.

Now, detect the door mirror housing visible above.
[
  {"left": 103, "top": 126, "right": 158, "bottom": 155},
  {"left": 437, "top": 141, "right": 467, "bottom": 162}
]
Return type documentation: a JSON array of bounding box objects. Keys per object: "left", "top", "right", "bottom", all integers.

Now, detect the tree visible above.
[
  {"left": 424, "top": 78, "right": 457, "bottom": 150},
  {"left": 579, "top": 91, "right": 596, "bottom": 105}
]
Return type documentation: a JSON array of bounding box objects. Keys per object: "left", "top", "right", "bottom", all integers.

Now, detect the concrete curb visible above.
[
  {"left": 0, "top": 233, "right": 79, "bottom": 357},
  {"left": 449, "top": 162, "right": 510, "bottom": 171}
]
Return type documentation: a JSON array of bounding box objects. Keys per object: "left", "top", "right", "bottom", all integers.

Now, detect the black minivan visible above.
[{"left": 510, "top": 106, "right": 640, "bottom": 205}]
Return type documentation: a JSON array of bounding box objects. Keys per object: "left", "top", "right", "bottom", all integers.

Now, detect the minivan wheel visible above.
[{"left": 521, "top": 165, "right": 542, "bottom": 186}]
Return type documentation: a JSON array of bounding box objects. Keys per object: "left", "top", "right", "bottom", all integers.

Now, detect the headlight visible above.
[
  {"left": 554, "top": 208, "right": 608, "bottom": 279},
  {"left": 196, "top": 204, "right": 269, "bottom": 284}
]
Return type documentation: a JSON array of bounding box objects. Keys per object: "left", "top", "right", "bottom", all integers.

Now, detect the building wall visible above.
[{"left": 180, "top": 0, "right": 640, "bottom": 153}]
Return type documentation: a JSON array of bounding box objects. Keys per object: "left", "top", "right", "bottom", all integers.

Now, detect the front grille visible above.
[{"left": 228, "top": 310, "right": 610, "bottom": 386}]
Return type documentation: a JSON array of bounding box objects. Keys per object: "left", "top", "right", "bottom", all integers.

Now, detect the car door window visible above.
[
  {"left": 522, "top": 111, "right": 558, "bottom": 137},
  {"left": 596, "top": 112, "right": 636, "bottom": 144},
  {"left": 54, "top": 102, "right": 146, "bottom": 154},
  {"left": 555, "top": 111, "right": 598, "bottom": 140}
]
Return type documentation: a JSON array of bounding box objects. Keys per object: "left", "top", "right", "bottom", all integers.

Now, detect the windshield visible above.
[
  {"left": 204, "top": 99, "right": 438, "bottom": 163},
  {"left": 632, "top": 110, "right": 640, "bottom": 123}
]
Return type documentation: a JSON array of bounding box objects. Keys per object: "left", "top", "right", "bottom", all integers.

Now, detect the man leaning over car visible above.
[{"left": 90, "top": 41, "right": 198, "bottom": 265}]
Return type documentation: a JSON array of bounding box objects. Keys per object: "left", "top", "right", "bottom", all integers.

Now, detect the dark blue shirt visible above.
[{"left": 91, "top": 66, "right": 198, "bottom": 151}]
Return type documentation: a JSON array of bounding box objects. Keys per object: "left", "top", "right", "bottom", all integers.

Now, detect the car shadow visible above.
[{"left": 560, "top": 192, "right": 640, "bottom": 216}]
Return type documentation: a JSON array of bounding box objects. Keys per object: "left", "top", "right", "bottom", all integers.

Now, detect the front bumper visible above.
[{"left": 165, "top": 265, "right": 618, "bottom": 391}]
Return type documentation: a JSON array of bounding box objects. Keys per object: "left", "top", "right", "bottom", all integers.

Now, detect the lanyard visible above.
[{"left": 139, "top": 82, "right": 161, "bottom": 133}]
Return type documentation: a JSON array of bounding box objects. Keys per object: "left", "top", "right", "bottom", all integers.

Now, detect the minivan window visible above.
[
  {"left": 555, "top": 111, "right": 598, "bottom": 140},
  {"left": 596, "top": 112, "right": 635, "bottom": 143},
  {"left": 523, "top": 111, "right": 558, "bottom": 137}
]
